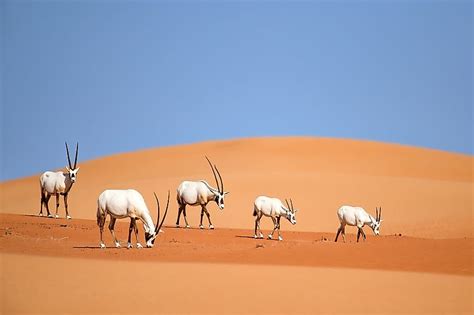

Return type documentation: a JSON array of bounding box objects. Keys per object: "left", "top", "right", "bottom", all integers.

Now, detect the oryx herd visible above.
[{"left": 38, "top": 143, "right": 383, "bottom": 248}]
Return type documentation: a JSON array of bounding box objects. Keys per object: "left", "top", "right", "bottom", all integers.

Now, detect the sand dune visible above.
[
  {"left": 1, "top": 137, "right": 472, "bottom": 238},
  {"left": 1, "top": 137, "right": 473, "bottom": 314}
]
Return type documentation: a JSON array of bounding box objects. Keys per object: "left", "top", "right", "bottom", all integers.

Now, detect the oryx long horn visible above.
[
  {"left": 285, "top": 199, "right": 291, "bottom": 210},
  {"left": 153, "top": 192, "right": 164, "bottom": 233},
  {"left": 154, "top": 191, "right": 170, "bottom": 234},
  {"left": 214, "top": 164, "right": 224, "bottom": 193},
  {"left": 290, "top": 199, "right": 294, "bottom": 211},
  {"left": 65, "top": 142, "right": 73, "bottom": 169},
  {"left": 73, "top": 142, "right": 79, "bottom": 169},
  {"left": 205, "top": 156, "right": 220, "bottom": 192},
  {"left": 379, "top": 207, "right": 382, "bottom": 221}
]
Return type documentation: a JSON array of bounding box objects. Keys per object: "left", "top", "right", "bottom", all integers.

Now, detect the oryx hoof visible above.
[
  {"left": 39, "top": 213, "right": 43, "bottom": 217},
  {"left": 267, "top": 235, "right": 273, "bottom": 240},
  {"left": 209, "top": 225, "right": 214, "bottom": 230},
  {"left": 185, "top": 225, "right": 190, "bottom": 229},
  {"left": 100, "top": 243, "right": 106, "bottom": 249},
  {"left": 254, "top": 235, "right": 258, "bottom": 239},
  {"left": 259, "top": 234, "right": 264, "bottom": 239},
  {"left": 115, "top": 242, "right": 121, "bottom": 248},
  {"left": 66, "top": 215, "right": 72, "bottom": 220},
  {"left": 136, "top": 243, "right": 143, "bottom": 249},
  {"left": 175, "top": 224, "right": 180, "bottom": 228},
  {"left": 127, "top": 243, "right": 133, "bottom": 249},
  {"left": 278, "top": 236, "right": 283, "bottom": 241},
  {"left": 47, "top": 214, "right": 53, "bottom": 218},
  {"left": 55, "top": 214, "right": 59, "bottom": 219},
  {"left": 199, "top": 225, "right": 204, "bottom": 229}
]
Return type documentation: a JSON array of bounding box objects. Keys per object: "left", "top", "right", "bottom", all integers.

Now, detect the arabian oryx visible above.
[
  {"left": 176, "top": 157, "right": 229, "bottom": 229},
  {"left": 335, "top": 206, "right": 383, "bottom": 242},
  {"left": 97, "top": 190, "right": 169, "bottom": 249},
  {"left": 39, "top": 142, "right": 79, "bottom": 219},
  {"left": 253, "top": 196, "right": 298, "bottom": 241}
]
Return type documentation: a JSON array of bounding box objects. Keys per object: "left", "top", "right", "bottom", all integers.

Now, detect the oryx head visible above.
[
  {"left": 370, "top": 206, "right": 383, "bottom": 236},
  {"left": 283, "top": 199, "right": 298, "bottom": 225},
  {"left": 145, "top": 191, "right": 170, "bottom": 248},
  {"left": 65, "top": 142, "right": 79, "bottom": 183},
  {"left": 205, "top": 156, "right": 229, "bottom": 210}
]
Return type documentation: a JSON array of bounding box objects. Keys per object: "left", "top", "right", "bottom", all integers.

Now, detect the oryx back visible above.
[
  {"left": 177, "top": 181, "right": 211, "bottom": 205},
  {"left": 98, "top": 189, "right": 148, "bottom": 219},
  {"left": 254, "top": 196, "right": 286, "bottom": 217},
  {"left": 40, "top": 171, "right": 67, "bottom": 194},
  {"left": 337, "top": 205, "right": 371, "bottom": 227}
]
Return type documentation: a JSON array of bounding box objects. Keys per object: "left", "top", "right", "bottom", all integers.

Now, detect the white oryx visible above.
[
  {"left": 335, "top": 206, "right": 383, "bottom": 242},
  {"left": 253, "top": 196, "right": 297, "bottom": 241},
  {"left": 96, "top": 190, "right": 169, "bottom": 249},
  {"left": 176, "top": 156, "right": 229, "bottom": 229},
  {"left": 39, "top": 142, "right": 79, "bottom": 219}
]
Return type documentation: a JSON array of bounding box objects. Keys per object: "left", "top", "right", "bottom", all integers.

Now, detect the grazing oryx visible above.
[
  {"left": 253, "top": 196, "right": 297, "bottom": 241},
  {"left": 335, "top": 206, "right": 383, "bottom": 242},
  {"left": 97, "top": 190, "right": 169, "bottom": 249},
  {"left": 176, "top": 156, "right": 229, "bottom": 229},
  {"left": 39, "top": 142, "right": 79, "bottom": 219}
]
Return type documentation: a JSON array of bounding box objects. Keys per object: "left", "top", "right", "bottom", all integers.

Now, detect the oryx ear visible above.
[
  {"left": 224, "top": 191, "right": 230, "bottom": 195},
  {"left": 75, "top": 167, "right": 80, "bottom": 172},
  {"left": 65, "top": 166, "right": 70, "bottom": 171},
  {"left": 293, "top": 208, "right": 298, "bottom": 213}
]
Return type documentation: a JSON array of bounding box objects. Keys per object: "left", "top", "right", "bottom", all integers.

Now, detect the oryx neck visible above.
[
  {"left": 140, "top": 213, "right": 156, "bottom": 234},
  {"left": 64, "top": 174, "right": 75, "bottom": 193},
  {"left": 200, "top": 180, "right": 219, "bottom": 194}
]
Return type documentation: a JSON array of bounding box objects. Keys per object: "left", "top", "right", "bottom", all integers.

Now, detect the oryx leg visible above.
[
  {"left": 39, "top": 189, "right": 45, "bottom": 216},
  {"left": 268, "top": 217, "right": 277, "bottom": 239},
  {"left": 133, "top": 219, "right": 143, "bottom": 248},
  {"left": 254, "top": 216, "right": 259, "bottom": 238},
  {"left": 44, "top": 194, "right": 53, "bottom": 218},
  {"left": 341, "top": 224, "right": 346, "bottom": 243},
  {"left": 176, "top": 204, "right": 183, "bottom": 227},
  {"left": 54, "top": 193, "right": 60, "bottom": 218},
  {"left": 182, "top": 205, "right": 190, "bottom": 228},
  {"left": 277, "top": 217, "right": 283, "bottom": 241},
  {"left": 357, "top": 228, "right": 361, "bottom": 242},
  {"left": 108, "top": 217, "right": 121, "bottom": 248},
  {"left": 335, "top": 224, "right": 343, "bottom": 242},
  {"left": 98, "top": 211, "right": 106, "bottom": 248},
  {"left": 203, "top": 206, "right": 214, "bottom": 229},
  {"left": 199, "top": 208, "right": 205, "bottom": 229},
  {"left": 63, "top": 193, "right": 71, "bottom": 219},
  {"left": 256, "top": 214, "right": 264, "bottom": 238},
  {"left": 127, "top": 219, "right": 134, "bottom": 249},
  {"left": 360, "top": 227, "right": 366, "bottom": 241}
]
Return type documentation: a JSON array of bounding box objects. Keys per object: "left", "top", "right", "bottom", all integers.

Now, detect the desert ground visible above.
[{"left": 1, "top": 137, "right": 472, "bottom": 314}]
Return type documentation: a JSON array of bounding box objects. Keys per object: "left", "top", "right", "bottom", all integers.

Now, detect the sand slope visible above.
[
  {"left": 1, "top": 137, "right": 472, "bottom": 238},
  {"left": 1, "top": 214, "right": 472, "bottom": 275},
  {"left": 1, "top": 214, "right": 473, "bottom": 314},
  {"left": 3, "top": 254, "right": 472, "bottom": 314}
]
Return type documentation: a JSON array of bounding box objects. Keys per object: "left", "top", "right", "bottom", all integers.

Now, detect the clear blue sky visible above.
[{"left": 1, "top": 0, "right": 472, "bottom": 181}]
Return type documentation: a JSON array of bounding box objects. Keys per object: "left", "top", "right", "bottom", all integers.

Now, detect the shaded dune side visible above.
[{"left": 1, "top": 137, "right": 472, "bottom": 238}]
